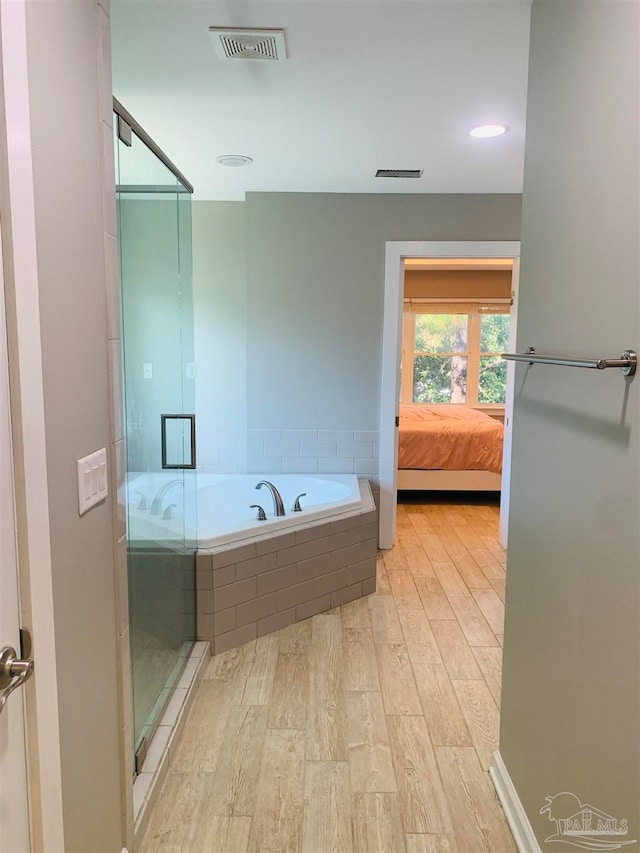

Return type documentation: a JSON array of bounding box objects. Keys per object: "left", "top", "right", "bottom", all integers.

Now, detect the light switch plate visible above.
[
  {"left": 143, "top": 363, "right": 153, "bottom": 379},
  {"left": 77, "top": 448, "right": 108, "bottom": 516}
]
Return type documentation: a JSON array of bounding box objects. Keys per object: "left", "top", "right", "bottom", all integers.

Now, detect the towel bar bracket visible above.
[{"left": 621, "top": 350, "right": 637, "bottom": 377}]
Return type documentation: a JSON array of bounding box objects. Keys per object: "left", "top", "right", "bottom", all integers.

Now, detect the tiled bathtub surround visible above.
[
  {"left": 196, "top": 480, "right": 378, "bottom": 652},
  {"left": 246, "top": 428, "right": 380, "bottom": 477}
]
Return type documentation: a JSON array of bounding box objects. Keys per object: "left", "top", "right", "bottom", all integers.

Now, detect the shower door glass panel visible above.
[{"left": 115, "top": 121, "right": 196, "bottom": 763}]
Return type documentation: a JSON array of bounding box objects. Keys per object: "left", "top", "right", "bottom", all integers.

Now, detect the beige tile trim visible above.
[{"left": 133, "top": 641, "right": 211, "bottom": 847}]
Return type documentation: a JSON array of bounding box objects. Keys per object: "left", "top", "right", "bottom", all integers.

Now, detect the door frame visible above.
[
  {"left": 0, "top": 165, "right": 30, "bottom": 853},
  {"left": 498, "top": 257, "right": 520, "bottom": 549},
  {"left": 0, "top": 1, "right": 65, "bottom": 848},
  {"left": 379, "top": 240, "right": 521, "bottom": 550}
]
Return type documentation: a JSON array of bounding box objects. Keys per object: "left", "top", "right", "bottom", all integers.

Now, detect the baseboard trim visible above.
[{"left": 490, "top": 751, "right": 542, "bottom": 853}]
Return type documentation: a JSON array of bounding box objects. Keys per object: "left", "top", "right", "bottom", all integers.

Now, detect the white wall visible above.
[{"left": 499, "top": 2, "right": 639, "bottom": 847}]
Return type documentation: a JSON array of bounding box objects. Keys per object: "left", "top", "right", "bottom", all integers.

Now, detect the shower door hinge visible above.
[
  {"left": 134, "top": 737, "right": 148, "bottom": 775},
  {"left": 118, "top": 115, "right": 132, "bottom": 147}
]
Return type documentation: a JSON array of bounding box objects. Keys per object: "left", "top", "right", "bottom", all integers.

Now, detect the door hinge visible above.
[
  {"left": 19, "top": 628, "right": 32, "bottom": 660},
  {"left": 134, "top": 737, "right": 148, "bottom": 775},
  {"left": 395, "top": 416, "right": 399, "bottom": 427}
]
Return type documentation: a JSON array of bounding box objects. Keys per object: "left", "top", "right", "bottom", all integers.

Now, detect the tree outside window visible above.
[
  {"left": 413, "top": 314, "right": 468, "bottom": 403},
  {"left": 478, "top": 313, "right": 509, "bottom": 403}
]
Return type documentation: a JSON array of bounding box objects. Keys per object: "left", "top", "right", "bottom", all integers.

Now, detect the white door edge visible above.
[
  {"left": 379, "top": 240, "right": 521, "bottom": 550},
  {"left": 0, "top": 143, "right": 30, "bottom": 853},
  {"left": 0, "top": 1, "right": 65, "bottom": 848},
  {"left": 499, "top": 258, "right": 520, "bottom": 548}
]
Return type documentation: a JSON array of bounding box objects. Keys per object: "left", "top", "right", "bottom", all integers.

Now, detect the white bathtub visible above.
[{"left": 126, "top": 472, "right": 362, "bottom": 549}]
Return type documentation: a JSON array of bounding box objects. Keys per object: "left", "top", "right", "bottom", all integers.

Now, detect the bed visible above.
[{"left": 397, "top": 404, "right": 504, "bottom": 491}]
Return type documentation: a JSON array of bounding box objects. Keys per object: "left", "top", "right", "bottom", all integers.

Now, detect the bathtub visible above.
[{"left": 126, "top": 472, "right": 362, "bottom": 549}]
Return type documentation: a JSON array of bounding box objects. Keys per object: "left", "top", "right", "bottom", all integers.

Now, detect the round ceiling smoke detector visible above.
[
  {"left": 469, "top": 124, "right": 509, "bottom": 138},
  {"left": 216, "top": 154, "right": 253, "bottom": 167}
]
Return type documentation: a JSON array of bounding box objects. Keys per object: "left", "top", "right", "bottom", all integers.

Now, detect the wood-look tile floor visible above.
[{"left": 141, "top": 496, "right": 516, "bottom": 853}]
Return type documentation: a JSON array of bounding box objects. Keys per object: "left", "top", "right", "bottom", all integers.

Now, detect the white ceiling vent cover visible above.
[{"left": 209, "top": 27, "right": 288, "bottom": 62}]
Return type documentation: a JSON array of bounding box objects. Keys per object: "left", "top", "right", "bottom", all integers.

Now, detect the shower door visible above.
[{"left": 114, "top": 110, "right": 196, "bottom": 770}]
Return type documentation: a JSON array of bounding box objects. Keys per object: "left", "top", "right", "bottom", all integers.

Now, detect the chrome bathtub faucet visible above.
[
  {"left": 254, "top": 481, "right": 286, "bottom": 516},
  {"left": 150, "top": 479, "right": 183, "bottom": 516}
]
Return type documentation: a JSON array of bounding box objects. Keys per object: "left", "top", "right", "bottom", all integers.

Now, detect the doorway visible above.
[{"left": 379, "top": 241, "right": 521, "bottom": 549}]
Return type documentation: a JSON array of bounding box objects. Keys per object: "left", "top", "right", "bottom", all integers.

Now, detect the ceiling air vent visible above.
[
  {"left": 376, "top": 169, "right": 423, "bottom": 178},
  {"left": 209, "top": 27, "right": 288, "bottom": 62}
]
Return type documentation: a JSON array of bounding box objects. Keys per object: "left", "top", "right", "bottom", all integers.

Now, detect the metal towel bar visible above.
[{"left": 501, "top": 347, "right": 637, "bottom": 377}]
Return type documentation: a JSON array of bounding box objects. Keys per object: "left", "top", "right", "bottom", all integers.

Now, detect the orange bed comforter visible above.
[{"left": 398, "top": 405, "right": 504, "bottom": 474}]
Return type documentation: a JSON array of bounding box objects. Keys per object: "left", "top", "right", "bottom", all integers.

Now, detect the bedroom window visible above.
[
  {"left": 413, "top": 314, "right": 468, "bottom": 403},
  {"left": 401, "top": 303, "right": 510, "bottom": 407}
]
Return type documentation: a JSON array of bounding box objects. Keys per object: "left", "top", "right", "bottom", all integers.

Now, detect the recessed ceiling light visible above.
[
  {"left": 469, "top": 124, "right": 509, "bottom": 139},
  {"left": 216, "top": 154, "right": 253, "bottom": 167}
]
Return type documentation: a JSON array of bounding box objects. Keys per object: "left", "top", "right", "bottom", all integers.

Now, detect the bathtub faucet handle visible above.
[
  {"left": 136, "top": 491, "right": 149, "bottom": 511},
  {"left": 292, "top": 493, "right": 307, "bottom": 512},
  {"left": 250, "top": 504, "right": 267, "bottom": 521}
]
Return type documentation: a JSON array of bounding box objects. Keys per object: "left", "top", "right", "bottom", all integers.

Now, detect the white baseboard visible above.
[{"left": 490, "top": 751, "right": 542, "bottom": 853}]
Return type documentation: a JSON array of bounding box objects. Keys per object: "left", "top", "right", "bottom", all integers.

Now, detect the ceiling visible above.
[{"left": 111, "top": 1, "right": 532, "bottom": 201}]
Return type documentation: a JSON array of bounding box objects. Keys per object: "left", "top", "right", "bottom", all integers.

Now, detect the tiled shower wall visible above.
[
  {"left": 246, "top": 428, "right": 380, "bottom": 478},
  {"left": 197, "top": 427, "right": 381, "bottom": 479},
  {"left": 197, "top": 425, "right": 246, "bottom": 474}
]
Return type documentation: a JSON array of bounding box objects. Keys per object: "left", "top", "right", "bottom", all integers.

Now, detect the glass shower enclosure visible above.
[{"left": 113, "top": 99, "right": 197, "bottom": 772}]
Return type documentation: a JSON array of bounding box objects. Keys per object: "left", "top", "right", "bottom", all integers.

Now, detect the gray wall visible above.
[
  {"left": 192, "top": 201, "right": 246, "bottom": 472},
  {"left": 500, "top": 1, "right": 639, "bottom": 847},
  {"left": 119, "top": 198, "right": 195, "bottom": 472},
  {"left": 246, "top": 193, "right": 522, "bottom": 431},
  {"left": 192, "top": 193, "right": 521, "bottom": 476},
  {"left": 24, "top": 2, "right": 122, "bottom": 850}
]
